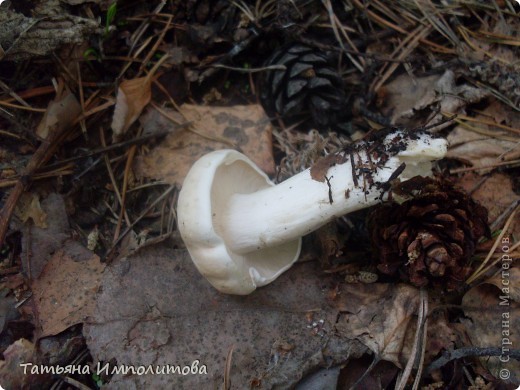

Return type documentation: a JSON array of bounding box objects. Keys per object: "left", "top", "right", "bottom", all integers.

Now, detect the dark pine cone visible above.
[
  {"left": 260, "top": 43, "right": 350, "bottom": 131},
  {"left": 369, "top": 177, "right": 490, "bottom": 290}
]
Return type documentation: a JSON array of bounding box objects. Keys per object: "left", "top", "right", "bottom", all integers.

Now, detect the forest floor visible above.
[{"left": 0, "top": 1, "right": 519, "bottom": 389}]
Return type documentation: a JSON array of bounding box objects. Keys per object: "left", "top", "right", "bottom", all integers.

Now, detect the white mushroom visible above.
[{"left": 177, "top": 129, "right": 447, "bottom": 294}]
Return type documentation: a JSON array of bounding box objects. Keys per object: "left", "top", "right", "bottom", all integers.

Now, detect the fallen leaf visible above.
[
  {"left": 0, "top": 339, "right": 48, "bottom": 389},
  {"left": 310, "top": 153, "right": 346, "bottom": 182},
  {"left": 36, "top": 90, "right": 81, "bottom": 140},
  {"left": 84, "top": 245, "right": 368, "bottom": 389},
  {"left": 30, "top": 240, "right": 105, "bottom": 338},
  {"left": 14, "top": 192, "right": 47, "bottom": 228},
  {"left": 381, "top": 70, "right": 487, "bottom": 128},
  {"left": 446, "top": 126, "right": 517, "bottom": 172},
  {"left": 454, "top": 173, "right": 520, "bottom": 238},
  {"left": 334, "top": 283, "right": 420, "bottom": 368},
  {"left": 135, "top": 104, "right": 275, "bottom": 186},
  {"left": 111, "top": 77, "right": 152, "bottom": 141},
  {"left": 461, "top": 270, "right": 520, "bottom": 384}
]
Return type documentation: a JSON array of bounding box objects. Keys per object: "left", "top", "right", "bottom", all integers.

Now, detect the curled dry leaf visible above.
[
  {"left": 461, "top": 268, "right": 520, "bottom": 384},
  {"left": 36, "top": 90, "right": 81, "bottom": 140},
  {"left": 334, "top": 283, "right": 420, "bottom": 368},
  {"left": 111, "top": 77, "right": 152, "bottom": 142},
  {"left": 29, "top": 240, "right": 106, "bottom": 338},
  {"left": 14, "top": 192, "right": 47, "bottom": 228}
]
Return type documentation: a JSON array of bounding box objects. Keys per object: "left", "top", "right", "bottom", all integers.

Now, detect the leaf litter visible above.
[
  {"left": 83, "top": 245, "right": 403, "bottom": 389},
  {"left": 0, "top": 1, "right": 519, "bottom": 389},
  {"left": 135, "top": 104, "right": 276, "bottom": 186}
]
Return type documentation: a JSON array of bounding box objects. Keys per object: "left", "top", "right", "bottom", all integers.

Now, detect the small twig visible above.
[
  {"left": 0, "top": 165, "right": 75, "bottom": 189},
  {"left": 350, "top": 0, "right": 454, "bottom": 54},
  {"left": 44, "top": 126, "right": 188, "bottom": 171},
  {"left": 466, "top": 203, "right": 519, "bottom": 284},
  {"left": 490, "top": 200, "right": 520, "bottom": 232},
  {"left": 76, "top": 60, "right": 88, "bottom": 138},
  {"left": 105, "top": 184, "right": 176, "bottom": 261},
  {"left": 324, "top": 175, "right": 334, "bottom": 204},
  {"left": 396, "top": 289, "right": 428, "bottom": 390},
  {"left": 0, "top": 100, "right": 46, "bottom": 112},
  {"left": 98, "top": 128, "right": 132, "bottom": 234},
  {"left": 113, "top": 144, "right": 137, "bottom": 242},
  {"left": 413, "top": 290, "right": 428, "bottom": 390},
  {"left": 209, "top": 64, "right": 286, "bottom": 73},
  {"left": 128, "top": 1, "right": 167, "bottom": 56},
  {"left": 426, "top": 347, "right": 520, "bottom": 374},
  {"left": 224, "top": 345, "right": 234, "bottom": 390},
  {"left": 449, "top": 159, "right": 520, "bottom": 174},
  {"left": 348, "top": 355, "right": 381, "bottom": 390},
  {"left": 0, "top": 79, "right": 31, "bottom": 107}
]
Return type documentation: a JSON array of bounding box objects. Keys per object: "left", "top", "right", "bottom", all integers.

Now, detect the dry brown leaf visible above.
[
  {"left": 454, "top": 173, "right": 520, "bottom": 237},
  {"left": 446, "top": 126, "right": 517, "bottom": 172},
  {"left": 381, "top": 70, "right": 487, "bottom": 128},
  {"left": 84, "top": 245, "right": 368, "bottom": 389},
  {"left": 36, "top": 90, "right": 81, "bottom": 139},
  {"left": 30, "top": 240, "right": 105, "bottom": 338},
  {"left": 135, "top": 104, "right": 275, "bottom": 186},
  {"left": 482, "top": 100, "right": 520, "bottom": 130},
  {"left": 483, "top": 267, "right": 520, "bottom": 303},
  {"left": 0, "top": 339, "right": 47, "bottom": 389},
  {"left": 14, "top": 192, "right": 47, "bottom": 228},
  {"left": 111, "top": 77, "right": 152, "bottom": 141},
  {"left": 334, "top": 283, "right": 420, "bottom": 368},
  {"left": 461, "top": 271, "right": 520, "bottom": 384}
]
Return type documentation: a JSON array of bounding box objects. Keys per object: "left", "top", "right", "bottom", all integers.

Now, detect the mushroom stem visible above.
[{"left": 219, "top": 131, "right": 447, "bottom": 254}]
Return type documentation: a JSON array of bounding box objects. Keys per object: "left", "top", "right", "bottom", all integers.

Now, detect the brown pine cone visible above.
[
  {"left": 260, "top": 43, "right": 350, "bottom": 131},
  {"left": 369, "top": 177, "right": 490, "bottom": 290}
]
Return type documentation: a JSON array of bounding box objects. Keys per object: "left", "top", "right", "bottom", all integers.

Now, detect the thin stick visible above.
[
  {"left": 466, "top": 204, "right": 519, "bottom": 284},
  {"left": 105, "top": 184, "right": 176, "bottom": 261},
  {"left": 0, "top": 79, "right": 31, "bottom": 107},
  {"left": 98, "top": 127, "right": 132, "bottom": 233},
  {"left": 43, "top": 125, "right": 190, "bottom": 170},
  {"left": 449, "top": 159, "right": 520, "bottom": 174},
  {"left": 0, "top": 100, "right": 46, "bottom": 112},
  {"left": 412, "top": 291, "right": 429, "bottom": 390},
  {"left": 396, "top": 289, "right": 428, "bottom": 390},
  {"left": 426, "top": 347, "right": 520, "bottom": 373},
  {"left": 224, "top": 345, "right": 234, "bottom": 390},
  {"left": 209, "top": 64, "right": 286, "bottom": 73},
  {"left": 113, "top": 145, "right": 137, "bottom": 242}
]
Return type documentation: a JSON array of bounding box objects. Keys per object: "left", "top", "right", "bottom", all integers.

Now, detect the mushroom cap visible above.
[{"left": 177, "top": 149, "right": 302, "bottom": 295}]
